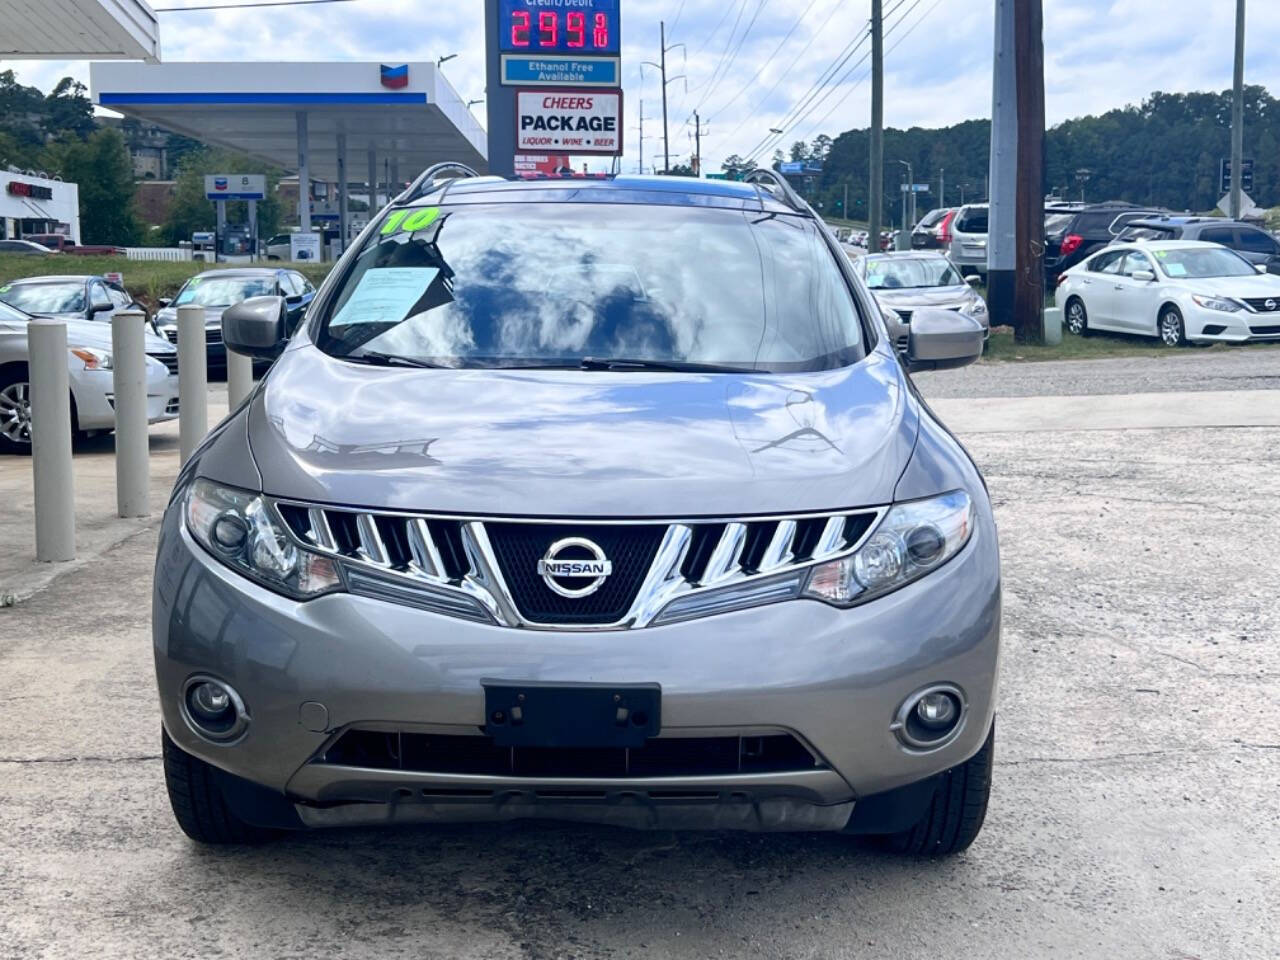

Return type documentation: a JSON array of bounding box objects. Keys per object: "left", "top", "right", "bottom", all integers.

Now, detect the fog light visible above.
[
  {"left": 893, "top": 684, "right": 966, "bottom": 750},
  {"left": 181, "top": 676, "right": 249, "bottom": 743},
  {"left": 189, "top": 681, "right": 231, "bottom": 721},
  {"left": 916, "top": 691, "right": 958, "bottom": 729}
]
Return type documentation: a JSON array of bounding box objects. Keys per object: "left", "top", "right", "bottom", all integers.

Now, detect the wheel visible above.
[
  {"left": 0, "top": 367, "right": 33, "bottom": 454},
  {"left": 162, "top": 728, "right": 279, "bottom": 844},
  {"left": 1064, "top": 297, "right": 1090, "bottom": 337},
  {"left": 0, "top": 366, "right": 82, "bottom": 455},
  {"left": 876, "top": 722, "right": 994, "bottom": 856},
  {"left": 1159, "top": 305, "right": 1187, "bottom": 347}
]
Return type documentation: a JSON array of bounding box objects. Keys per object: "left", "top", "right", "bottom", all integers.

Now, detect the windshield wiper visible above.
[
  {"left": 342, "top": 350, "right": 447, "bottom": 369},
  {"left": 580, "top": 356, "right": 760, "bottom": 374}
]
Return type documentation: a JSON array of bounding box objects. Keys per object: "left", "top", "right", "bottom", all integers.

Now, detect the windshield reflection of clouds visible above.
[{"left": 325, "top": 205, "right": 862, "bottom": 372}]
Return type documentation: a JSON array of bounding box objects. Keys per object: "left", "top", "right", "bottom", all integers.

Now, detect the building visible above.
[
  {"left": 0, "top": 169, "right": 80, "bottom": 243},
  {"left": 0, "top": 0, "right": 160, "bottom": 61}
]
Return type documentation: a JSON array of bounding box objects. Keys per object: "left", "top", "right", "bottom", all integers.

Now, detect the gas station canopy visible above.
[
  {"left": 89, "top": 60, "right": 487, "bottom": 183},
  {"left": 1, "top": 0, "right": 159, "bottom": 61}
]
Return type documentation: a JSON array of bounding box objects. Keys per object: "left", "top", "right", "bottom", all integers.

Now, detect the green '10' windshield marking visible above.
[{"left": 381, "top": 207, "right": 440, "bottom": 235}]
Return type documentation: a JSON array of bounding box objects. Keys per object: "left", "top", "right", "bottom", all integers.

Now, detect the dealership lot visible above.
[{"left": 1, "top": 357, "right": 1277, "bottom": 960}]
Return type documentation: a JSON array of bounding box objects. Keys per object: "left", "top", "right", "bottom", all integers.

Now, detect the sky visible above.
[{"left": 6, "top": 0, "right": 1280, "bottom": 175}]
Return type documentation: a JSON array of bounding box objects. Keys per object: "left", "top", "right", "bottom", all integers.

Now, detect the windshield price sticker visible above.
[{"left": 516, "top": 88, "right": 622, "bottom": 155}]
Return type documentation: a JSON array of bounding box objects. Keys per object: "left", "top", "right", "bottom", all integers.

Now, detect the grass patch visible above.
[
  {"left": 0, "top": 254, "right": 333, "bottom": 312},
  {"left": 982, "top": 328, "right": 1280, "bottom": 362}
]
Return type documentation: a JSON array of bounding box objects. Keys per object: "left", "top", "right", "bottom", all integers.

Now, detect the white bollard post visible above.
[
  {"left": 226, "top": 349, "right": 254, "bottom": 409},
  {"left": 28, "top": 319, "right": 75, "bottom": 561},
  {"left": 111, "top": 310, "right": 150, "bottom": 517},
  {"left": 177, "top": 304, "right": 208, "bottom": 464}
]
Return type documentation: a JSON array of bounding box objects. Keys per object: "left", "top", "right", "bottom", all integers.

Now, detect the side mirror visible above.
[
  {"left": 222, "top": 295, "right": 288, "bottom": 360},
  {"left": 157, "top": 298, "right": 171, "bottom": 309},
  {"left": 1256, "top": 264, "right": 1268, "bottom": 274},
  {"left": 905, "top": 308, "right": 984, "bottom": 373},
  {"left": 87, "top": 302, "right": 112, "bottom": 318},
  {"left": 964, "top": 274, "right": 980, "bottom": 285},
  {"left": 1131, "top": 269, "right": 1156, "bottom": 282}
]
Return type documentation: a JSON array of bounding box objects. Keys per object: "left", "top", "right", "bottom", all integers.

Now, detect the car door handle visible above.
[
  {"left": 1114, "top": 284, "right": 1125, "bottom": 290},
  {"left": 1081, "top": 278, "right": 1091, "bottom": 284}
]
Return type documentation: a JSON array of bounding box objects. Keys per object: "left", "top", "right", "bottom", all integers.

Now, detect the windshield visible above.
[
  {"left": 0, "top": 281, "right": 84, "bottom": 314},
  {"left": 863, "top": 258, "right": 964, "bottom": 289},
  {"left": 174, "top": 276, "right": 276, "bottom": 308},
  {"left": 315, "top": 202, "right": 866, "bottom": 372},
  {"left": 1152, "top": 247, "right": 1257, "bottom": 279}
]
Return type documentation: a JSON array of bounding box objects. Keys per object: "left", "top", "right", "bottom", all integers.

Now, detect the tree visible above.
[
  {"left": 789, "top": 140, "right": 809, "bottom": 162},
  {"left": 0, "top": 69, "right": 45, "bottom": 152},
  {"left": 42, "top": 128, "right": 141, "bottom": 245},
  {"left": 42, "top": 77, "right": 94, "bottom": 141},
  {"left": 721, "top": 154, "right": 757, "bottom": 180},
  {"left": 667, "top": 162, "right": 697, "bottom": 178},
  {"left": 771, "top": 149, "right": 786, "bottom": 171}
]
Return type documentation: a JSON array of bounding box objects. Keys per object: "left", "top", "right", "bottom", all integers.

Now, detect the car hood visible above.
[
  {"left": 0, "top": 316, "right": 173, "bottom": 353},
  {"left": 156, "top": 305, "right": 225, "bottom": 328},
  {"left": 1176, "top": 273, "right": 1280, "bottom": 297},
  {"left": 245, "top": 342, "right": 920, "bottom": 517},
  {"left": 871, "top": 286, "right": 976, "bottom": 311}
]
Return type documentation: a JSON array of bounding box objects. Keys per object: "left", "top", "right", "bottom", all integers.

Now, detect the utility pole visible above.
[
  {"left": 869, "top": 0, "right": 884, "bottom": 242},
  {"left": 1230, "top": 0, "right": 1246, "bottom": 219},
  {"left": 660, "top": 21, "right": 670, "bottom": 173},
  {"left": 989, "top": 0, "right": 1045, "bottom": 342},
  {"left": 939, "top": 168, "right": 945, "bottom": 207},
  {"left": 692, "top": 112, "right": 709, "bottom": 177},
  {"left": 636, "top": 100, "right": 645, "bottom": 174},
  {"left": 843, "top": 181, "right": 849, "bottom": 220}
]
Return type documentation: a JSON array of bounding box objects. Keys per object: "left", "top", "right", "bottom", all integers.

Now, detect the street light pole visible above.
[
  {"left": 869, "top": 0, "right": 884, "bottom": 245},
  {"left": 895, "top": 159, "right": 912, "bottom": 249}
]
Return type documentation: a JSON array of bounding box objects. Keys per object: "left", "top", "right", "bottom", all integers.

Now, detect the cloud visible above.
[{"left": 4, "top": 0, "right": 1279, "bottom": 176}]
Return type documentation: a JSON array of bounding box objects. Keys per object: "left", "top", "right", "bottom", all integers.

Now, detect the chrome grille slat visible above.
[
  {"left": 701, "top": 522, "right": 747, "bottom": 584},
  {"left": 810, "top": 516, "right": 848, "bottom": 561},
  {"left": 406, "top": 518, "right": 447, "bottom": 581},
  {"left": 356, "top": 514, "right": 391, "bottom": 567},
  {"left": 757, "top": 520, "right": 796, "bottom": 572},
  {"left": 307, "top": 508, "right": 337, "bottom": 551},
  {"left": 269, "top": 499, "right": 884, "bottom": 630}
]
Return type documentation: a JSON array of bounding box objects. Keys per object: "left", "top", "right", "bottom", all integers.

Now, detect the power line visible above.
[
  {"left": 686, "top": 0, "right": 752, "bottom": 102},
  {"left": 793, "top": 0, "right": 946, "bottom": 144},
  {"left": 718, "top": 0, "right": 853, "bottom": 146},
  {"left": 744, "top": 0, "right": 928, "bottom": 162},
  {"left": 690, "top": 0, "right": 771, "bottom": 119},
  {"left": 154, "top": 0, "right": 356, "bottom": 10},
  {"left": 706, "top": 0, "right": 826, "bottom": 123}
]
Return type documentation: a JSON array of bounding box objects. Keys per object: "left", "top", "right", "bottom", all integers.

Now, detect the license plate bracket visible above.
[{"left": 482, "top": 680, "right": 661, "bottom": 748}]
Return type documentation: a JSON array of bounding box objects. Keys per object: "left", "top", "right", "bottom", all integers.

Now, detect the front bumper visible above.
[
  {"left": 72, "top": 368, "right": 180, "bottom": 431},
  {"left": 1185, "top": 306, "right": 1280, "bottom": 343},
  {"left": 153, "top": 501, "right": 1001, "bottom": 831}
]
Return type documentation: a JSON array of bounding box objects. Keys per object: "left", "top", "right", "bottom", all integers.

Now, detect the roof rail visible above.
[
  {"left": 397, "top": 162, "right": 482, "bottom": 205},
  {"left": 743, "top": 168, "right": 809, "bottom": 214}
]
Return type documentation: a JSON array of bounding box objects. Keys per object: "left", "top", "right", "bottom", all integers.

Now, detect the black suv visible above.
[
  {"left": 1045, "top": 202, "right": 1167, "bottom": 281},
  {"left": 1114, "top": 217, "right": 1280, "bottom": 274}
]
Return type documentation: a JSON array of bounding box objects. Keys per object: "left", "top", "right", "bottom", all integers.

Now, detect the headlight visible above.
[
  {"left": 71, "top": 347, "right": 112, "bottom": 370},
  {"left": 1191, "top": 295, "right": 1242, "bottom": 313},
  {"left": 803, "top": 490, "right": 974, "bottom": 607},
  {"left": 965, "top": 298, "right": 988, "bottom": 316},
  {"left": 185, "top": 478, "right": 342, "bottom": 599}
]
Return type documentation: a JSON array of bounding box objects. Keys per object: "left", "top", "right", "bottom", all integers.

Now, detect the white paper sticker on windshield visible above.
[
  {"left": 1164, "top": 262, "right": 1187, "bottom": 277},
  {"left": 329, "top": 267, "right": 439, "bottom": 328}
]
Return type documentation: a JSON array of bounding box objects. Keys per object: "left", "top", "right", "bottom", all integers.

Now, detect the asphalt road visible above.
[{"left": 2, "top": 356, "right": 1278, "bottom": 959}]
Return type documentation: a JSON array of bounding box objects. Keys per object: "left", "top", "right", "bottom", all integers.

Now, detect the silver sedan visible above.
[
  {"left": 853, "top": 251, "right": 990, "bottom": 354},
  {"left": 0, "top": 299, "right": 180, "bottom": 454}
]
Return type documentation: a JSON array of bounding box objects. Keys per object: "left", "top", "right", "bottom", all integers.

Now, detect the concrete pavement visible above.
[{"left": 1, "top": 358, "right": 1277, "bottom": 959}]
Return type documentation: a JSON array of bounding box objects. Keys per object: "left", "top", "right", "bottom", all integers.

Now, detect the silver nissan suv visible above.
[{"left": 155, "top": 167, "right": 1000, "bottom": 854}]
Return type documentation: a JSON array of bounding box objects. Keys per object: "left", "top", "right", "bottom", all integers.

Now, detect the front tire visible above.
[
  {"left": 877, "top": 723, "right": 994, "bottom": 856},
  {"left": 1065, "top": 297, "right": 1089, "bottom": 337},
  {"left": 162, "top": 728, "right": 279, "bottom": 844},
  {"left": 1159, "top": 306, "right": 1187, "bottom": 347}
]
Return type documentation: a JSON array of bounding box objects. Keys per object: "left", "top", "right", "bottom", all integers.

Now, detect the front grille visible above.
[
  {"left": 1243, "top": 298, "right": 1280, "bottom": 312},
  {"left": 319, "top": 730, "right": 820, "bottom": 778},
  {"left": 1250, "top": 324, "right": 1280, "bottom": 335},
  {"left": 164, "top": 398, "right": 180, "bottom": 414},
  {"left": 148, "top": 352, "right": 179, "bottom": 376},
  {"left": 275, "top": 504, "right": 883, "bottom": 629},
  {"left": 206, "top": 326, "right": 223, "bottom": 344},
  {"left": 163, "top": 329, "right": 178, "bottom": 344},
  {"left": 486, "top": 522, "right": 666, "bottom": 625},
  {"left": 896, "top": 310, "right": 913, "bottom": 324}
]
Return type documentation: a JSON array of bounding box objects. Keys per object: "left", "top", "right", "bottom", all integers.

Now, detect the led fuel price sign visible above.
[{"left": 499, "top": 0, "right": 620, "bottom": 55}]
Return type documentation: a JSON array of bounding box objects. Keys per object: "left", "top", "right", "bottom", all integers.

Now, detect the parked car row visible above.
[
  {"left": 0, "top": 266, "right": 315, "bottom": 453},
  {"left": 1057, "top": 240, "right": 1280, "bottom": 346}
]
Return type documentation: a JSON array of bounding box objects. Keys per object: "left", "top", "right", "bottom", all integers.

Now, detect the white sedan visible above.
[{"left": 1056, "top": 239, "right": 1280, "bottom": 346}]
